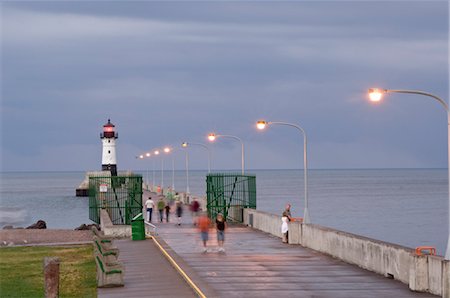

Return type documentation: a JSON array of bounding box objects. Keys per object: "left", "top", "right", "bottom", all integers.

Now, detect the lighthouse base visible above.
[{"left": 102, "top": 164, "right": 117, "bottom": 176}]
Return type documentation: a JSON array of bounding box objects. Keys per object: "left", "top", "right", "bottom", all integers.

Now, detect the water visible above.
[{"left": 0, "top": 169, "right": 447, "bottom": 255}]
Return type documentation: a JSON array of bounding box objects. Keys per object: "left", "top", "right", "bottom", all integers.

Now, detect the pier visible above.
[{"left": 97, "top": 190, "right": 448, "bottom": 297}]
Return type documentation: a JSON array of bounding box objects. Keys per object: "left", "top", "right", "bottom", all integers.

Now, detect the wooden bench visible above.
[{"left": 95, "top": 255, "right": 124, "bottom": 287}]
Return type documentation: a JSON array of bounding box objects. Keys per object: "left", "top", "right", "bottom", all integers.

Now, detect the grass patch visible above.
[{"left": 0, "top": 245, "right": 96, "bottom": 297}]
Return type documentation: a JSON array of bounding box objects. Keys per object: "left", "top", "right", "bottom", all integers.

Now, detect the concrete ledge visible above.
[
  {"left": 100, "top": 209, "right": 131, "bottom": 238},
  {"left": 443, "top": 260, "right": 450, "bottom": 298},
  {"left": 243, "top": 208, "right": 446, "bottom": 297}
]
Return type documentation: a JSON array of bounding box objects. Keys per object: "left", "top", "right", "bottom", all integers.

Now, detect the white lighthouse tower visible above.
[{"left": 101, "top": 119, "right": 118, "bottom": 176}]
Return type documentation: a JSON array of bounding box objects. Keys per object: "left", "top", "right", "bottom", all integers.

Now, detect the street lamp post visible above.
[
  {"left": 181, "top": 144, "right": 190, "bottom": 194},
  {"left": 208, "top": 133, "right": 245, "bottom": 175},
  {"left": 153, "top": 150, "right": 161, "bottom": 189},
  {"left": 368, "top": 88, "right": 450, "bottom": 260},
  {"left": 152, "top": 158, "right": 155, "bottom": 188},
  {"left": 256, "top": 120, "right": 311, "bottom": 224},
  {"left": 163, "top": 147, "right": 175, "bottom": 192},
  {"left": 182, "top": 142, "right": 211, "bottom": 173},
  {"left": 145, "top": 152, "right": 151, "bottom": 188},
  {"left": 162, "top": 147, "right": 171, "bottom": 192}
]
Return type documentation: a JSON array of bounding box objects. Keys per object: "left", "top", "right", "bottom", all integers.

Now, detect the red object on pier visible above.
[{"left": 415, "top": 246, "right": 436, "bottom": 256}]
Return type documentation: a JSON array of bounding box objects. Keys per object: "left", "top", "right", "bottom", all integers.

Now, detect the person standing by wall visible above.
[
  {"left": 145, "top": 196, "right": 154, "bottom": 223},
  {"left": 216, "top": 213, "right": 226, "bottom": 252},
  {"left": 282, "top": 204, "right": 292, "bottom": 221},
  {"left": 281, "top": 203, "right": 292, "bottom": 243}
]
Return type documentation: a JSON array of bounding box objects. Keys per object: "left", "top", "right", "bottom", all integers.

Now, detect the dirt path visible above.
[{"left": 0, "top": 229, "right": 92, "bottom": 246}]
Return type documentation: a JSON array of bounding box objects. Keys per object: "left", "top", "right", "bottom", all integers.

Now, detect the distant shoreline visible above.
[{"left": 0, "top": 167, "right": 447, "bottom": 174}]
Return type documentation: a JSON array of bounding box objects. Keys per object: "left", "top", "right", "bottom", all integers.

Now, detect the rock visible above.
[
  {"left": 3, "top": 225, "right": 14, "bottom": 229},
  {"left": 74, "top": 223, "right": 100, "bottom": 231},
  {"left": 26, "top": 220, "right": 47, "bottom": 229}
]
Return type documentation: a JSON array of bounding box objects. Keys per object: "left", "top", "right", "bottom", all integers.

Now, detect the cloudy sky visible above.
[{"left": 1, "top": 1, "right": 448, "bottom": 171}]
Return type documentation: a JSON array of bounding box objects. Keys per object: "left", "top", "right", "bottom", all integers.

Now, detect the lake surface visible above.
[{"left": 0, "top": 169, "right": 447, "bottom": 255}]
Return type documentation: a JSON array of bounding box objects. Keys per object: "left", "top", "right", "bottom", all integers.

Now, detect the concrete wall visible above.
[
  {"left": 243, "top": 208, "right": 449, "bottom": 298},
  {"left": 100, "top": 209, "right": 131, "bottom": 238}
]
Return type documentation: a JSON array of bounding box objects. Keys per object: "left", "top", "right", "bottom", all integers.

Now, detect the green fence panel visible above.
[
  {"left": 206, "top": 173, "right": 256, "bottom": 222},
  {"left": 88, "top": 174, "right": 143, "bottom": 225}
]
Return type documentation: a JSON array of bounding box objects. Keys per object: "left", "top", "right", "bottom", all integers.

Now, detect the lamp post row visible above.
[{"left": 137, "top": 88, "right": 449, "bottom": 260}]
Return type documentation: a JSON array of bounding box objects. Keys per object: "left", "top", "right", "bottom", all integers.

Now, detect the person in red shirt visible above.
[
  {"left": 197, "top": 212, "right": 211, "bottom": 253},
  {"left": 191, "top": 199, "right": 200, "bottom": 225}
]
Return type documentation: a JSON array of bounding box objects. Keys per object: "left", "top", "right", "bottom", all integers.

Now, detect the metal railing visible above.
[
  {"left": 89, "top": 174, "right": 143, "bottom": 225},
  {"left": 206, "top": 173, "right": 256, "bottom": 222},
  {"left": 144, "top": 221, "right": 157, "bottom": 236}
]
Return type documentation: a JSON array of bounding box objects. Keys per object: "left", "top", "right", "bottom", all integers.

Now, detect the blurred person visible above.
[
  {"left": 216, "top": 213, "right": 227, "bottom": 252},
  {"left": 145, "top": 196, "right": 154, "bottom": 222},
  {"left": 197, "top": 212, "right": 211, "bottom": 253},
  {"left": 175, "top": 200, "right": 183, "bottom": 226},
  {"left": 165, "top": 202, "right": 171, "bottom": 223},
  {"left": 157, "top": 199, "right": 165, "bottom": 223},
  {"left": 191, "top": 198, "right": 200, "bottom": 225}
]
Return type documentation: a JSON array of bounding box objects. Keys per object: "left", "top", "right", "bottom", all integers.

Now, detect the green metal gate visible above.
[
  {"left": 206, "top": 173, "right": 256, "bottom": 222},
  {"left": 89, "top": 174, "right": 143, "bottom": 225}
]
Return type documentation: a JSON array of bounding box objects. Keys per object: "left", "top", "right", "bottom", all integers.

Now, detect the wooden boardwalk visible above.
[
  {"left": 152, "top": 208, "right": 436, "bottom": 298},
  {"left": 99, "top": 192, "right": 437, "bottom": 297},
  {"left": 97, "top": 238, "right": 197, "bottom": 298}
]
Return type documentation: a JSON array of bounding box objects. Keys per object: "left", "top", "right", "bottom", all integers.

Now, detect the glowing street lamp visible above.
[
  {"left": 256, "top": 120, "right": 311, "bottom": 224},
  {"left": 368, "top": 88, "right": 384, "bottom": 102},
  {"left": 368, "top": 88, "right": 450, "bottom": 260},
  {"left": 208, "top": 133, "right": 245, "bottom": 175},
  {"left": 181, "top": 141, "right": 211, "bottom": 173},
  {"left": 137, "top": 153, "right": 151, "bottom": 188}
]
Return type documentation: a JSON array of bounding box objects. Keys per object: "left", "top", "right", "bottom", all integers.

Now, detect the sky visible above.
[{"left": 1, "top": 1, "right": 449, "bottom": 172}]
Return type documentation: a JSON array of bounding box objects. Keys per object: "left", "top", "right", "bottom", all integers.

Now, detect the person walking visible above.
[
  {"left": 157, "top": 199, "right": 165, "bottom": 223},
  {"left": 145, "top": 196, "right": 155, "bottom": 222},
  {"left": 216, "top": 213, "right": 226, "bottom": 252},
  {"left": 197, "top": 212, "right": 211, "bottom": 253},
  {"left": 191, "top": 198, "right": 200, "bottom": 225},
  {"left": 165, "top": 202, "right": 171, "bottom": 223},
  {"left": 175, "top": 200, "right": 183, "bottom": 226}
]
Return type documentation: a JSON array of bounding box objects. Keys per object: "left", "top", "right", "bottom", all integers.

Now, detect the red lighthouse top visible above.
[{"left": 101, "top": 119, "right": 118, "bottom": 139}]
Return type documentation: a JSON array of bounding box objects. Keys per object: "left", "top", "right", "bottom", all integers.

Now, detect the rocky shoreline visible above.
[{"left": 0, "top": 220, "right": 99, "bottom": 247}]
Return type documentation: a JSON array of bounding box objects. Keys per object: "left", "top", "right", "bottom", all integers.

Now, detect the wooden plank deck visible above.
[
  {"left": 97, "top": 238, "right": 197, "bottom": 298},
  {"left": 101, "top": 190, "right": 437, "bottom": 297},
  {"left": 152, "top": 206, "right": 437, "bottom": 298}
]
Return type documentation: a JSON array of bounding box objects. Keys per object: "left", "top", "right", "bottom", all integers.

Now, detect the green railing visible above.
[
  {"left": 89, "top": 174, "right": 143, "bottom": 225},
  {"left": 206, "top": 173, "right": 256, "bottom": 222}
]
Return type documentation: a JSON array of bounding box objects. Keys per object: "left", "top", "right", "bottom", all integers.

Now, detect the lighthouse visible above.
[{"left": 100, "top": 119, "right": 118, "bottom": 176}]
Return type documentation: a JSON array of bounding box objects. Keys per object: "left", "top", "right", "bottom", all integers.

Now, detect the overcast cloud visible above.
[{"left": 1, "top": 1, "right": 448, "bottom": 171}]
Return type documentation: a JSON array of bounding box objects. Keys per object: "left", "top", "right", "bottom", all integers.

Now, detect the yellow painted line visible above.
[{"left": 148, "top": 235, "right": 207, "bottom": 298}]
